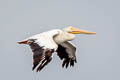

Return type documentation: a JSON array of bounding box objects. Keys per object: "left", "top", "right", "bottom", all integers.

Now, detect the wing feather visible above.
[
  {"left": 57, "top": 41, "right": 77, "bottom": 68},
  {"left": 27, "top": 37, "right": 57, "bottom": 72}
]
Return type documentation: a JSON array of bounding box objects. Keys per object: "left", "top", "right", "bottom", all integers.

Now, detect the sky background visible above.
[{"left": 0, "top": 0, "right": 119, "bottom": 80}]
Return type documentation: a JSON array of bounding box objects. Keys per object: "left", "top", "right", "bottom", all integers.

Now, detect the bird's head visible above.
[{"left": 63, "top": 26, "right": 96, "bottom": 35}]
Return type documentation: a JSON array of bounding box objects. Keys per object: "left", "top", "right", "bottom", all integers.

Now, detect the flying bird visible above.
[{"left": 18, "top": 26, "right": 96, "bottom": 72}]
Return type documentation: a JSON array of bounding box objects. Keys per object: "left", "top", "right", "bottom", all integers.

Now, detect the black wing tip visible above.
[
  {"left": 70, "top": 60, "right": 74, "bottom": 67},
  {"left": 32, "top": 65, "right": 44, "bottom": 72},
  {"left": 32, "top": 67, "right": 36, "bottom": 71},
  {"left": 75, "top": 59, "right": 77, "bottom": 63},
  {"left": 62, "top": 59, "right": 77, "bottom": 68},
  {"left": 32, "top": 66, "right": 42, "bottom": 72}
]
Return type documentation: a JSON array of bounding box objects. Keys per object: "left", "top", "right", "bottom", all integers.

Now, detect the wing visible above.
[
  {"left": 27, "top": 38, "right": 57, "bottom": 72},
  {"left": 18, "top": 30, "right": 61, "bottom": 72},
  {"left": 56, "top": 41, "right": 77, "bottom": 68}
]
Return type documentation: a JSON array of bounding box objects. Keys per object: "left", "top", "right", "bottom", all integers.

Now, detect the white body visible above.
[{"left": 25, "top": 29, "right": 75, "bottom": 51}]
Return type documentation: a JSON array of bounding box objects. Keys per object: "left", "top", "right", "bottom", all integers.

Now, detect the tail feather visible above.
[{"left": 18, "top": 40, "right": 28, "bottom": 44}]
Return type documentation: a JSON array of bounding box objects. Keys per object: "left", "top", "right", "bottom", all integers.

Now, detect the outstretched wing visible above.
[
  {"left": 26, "top": 36, "right": 58, "bottom": 72},
  {"left": 28, "top": 39, "right": 56, "bottom": 72},
  {"left": 56, "top": 41, "right": 77, "bottom": 68},
  {"left": 18, "top": 30, "right": 59, "bottom": 72}
]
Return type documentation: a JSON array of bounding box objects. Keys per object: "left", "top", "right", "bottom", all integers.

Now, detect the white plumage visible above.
[{"left": 18, "top": 26, "right": 96, "bottom": 72}]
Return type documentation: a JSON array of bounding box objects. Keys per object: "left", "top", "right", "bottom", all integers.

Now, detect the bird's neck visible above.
[
  {"left": 64, "top": 31, "right": 75, "bottom": 41},
  {"left": 54, "top": 31, "right": 75, "bottom": 44}
]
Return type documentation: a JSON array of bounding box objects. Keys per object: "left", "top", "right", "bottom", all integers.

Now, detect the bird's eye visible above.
[{"left": 71, "top": 27, "right": 75, "bottom": 30}]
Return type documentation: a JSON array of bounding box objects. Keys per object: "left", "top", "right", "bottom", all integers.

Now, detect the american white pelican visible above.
[{"left": 18, "top": 26, "right": 96, "bottom": 72}]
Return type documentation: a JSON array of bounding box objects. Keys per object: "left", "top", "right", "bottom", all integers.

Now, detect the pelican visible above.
[{"left": 18, "top": 26, "right": 96, "bottom": 72}]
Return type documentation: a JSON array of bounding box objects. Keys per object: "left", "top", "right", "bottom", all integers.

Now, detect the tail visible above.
[{"left": 18, "top": 40, "right": 28, "bottom": 44}]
